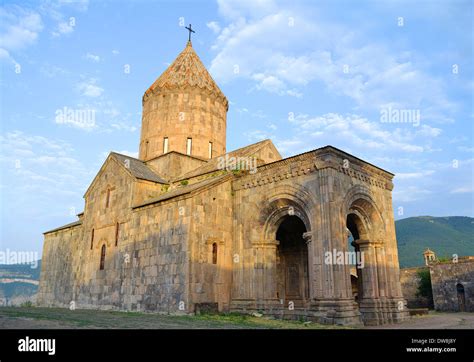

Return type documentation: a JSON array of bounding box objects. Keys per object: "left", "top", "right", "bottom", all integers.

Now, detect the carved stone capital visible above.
[
  {"left": 354, "top": 239, "right": 372, "bottom": 249},
  {"left": 302, "top": 231, "right": 312, "bottom": 244}
]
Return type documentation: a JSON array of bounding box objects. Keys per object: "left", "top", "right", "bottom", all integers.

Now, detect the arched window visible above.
[
  {"left": 105, "top": 189, "right": 111, "bottom": 208},
  {"left": 100, "top": 244, "right": 106, "bottom": 270},
  {"left": 115, "top": 222, "right": 120, "bottom": 246},
  {"left": 208, "top": 141, "right": 213, "bottom": 159},
  {"left": 90, "top": 229, "right": 94, "bottom": 250},
  {"left": 186, "top": 138, "right": 192, "bottom": 155},
  {"left": 212, "top": 242, "right": 218, "bottom": 265},
  {"left": 145, "top": 140, "right": 149, "bottom": 158}
]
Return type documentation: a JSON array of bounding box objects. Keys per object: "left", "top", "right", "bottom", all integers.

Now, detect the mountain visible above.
[
  {"left": 395, "top": 216, "right": 474, "bottom": 268},
  {"left": 0, "top": 261, "right": 40, "bottom": 306}
]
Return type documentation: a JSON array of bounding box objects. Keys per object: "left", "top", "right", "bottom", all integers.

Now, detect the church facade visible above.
[{"left": 38, "top": 40, "right": 408, "bottom": 326}]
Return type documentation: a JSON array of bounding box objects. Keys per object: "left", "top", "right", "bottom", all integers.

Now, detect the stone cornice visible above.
[
  {"left": 232, "top": 147, "right": 392, "bottom": 191},
  {"left": 339, "top": 165, "right": 391, "bottom": 191},
  {"left": 252, "top": 239, "right": 280, "bottom": 247}
]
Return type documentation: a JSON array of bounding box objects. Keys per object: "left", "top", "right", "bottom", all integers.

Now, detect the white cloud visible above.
[
  {"left": 289, "top": 113, "right": 425, "bottom": 153},
  {"left": 417, "top": 125, "right": 442, "bottom": 138},
  {"left": 41, "top": 0, "right": 88, "bottom": 37},
  {"left": 40, "top": 64, "right": 68, "bottom": 78},
  {"left": 206, "top": 21, "right": 221, "bottom": 34},
  {"left": 51, "top": 20, "right": 74, "bottom": 37},
  {"left": 209, "top": 1, "right": 456, "bottom": 117},
  {"left": 450, "top": 186, "right": 472, "bottom": 194},
  {"left": 77, "top": 78, "right": 104, "bottom": 97},
  {"left": 0, "top": 7, "right": 43, "bottom": 61},
  {"left": 0, "top": 131, "right": 92, "bottom": 227},
  {"left": 457, "top": 145, "right": 474, "bottom": 152},
  {"left": 393, "top": 186, "right": 433, "bottom": 203},
  {"left": 217, "top": 0, "right": 277, "bottom": 20},
  {"left": 396, "top": 170, "right": 435, "bottom": 180},
  {"left": 112, "top": 49, "right": 119, "bottom": 55},
  {"left": 84, "top": 52, "right": 100, "bottom": 62},
  {"left": 110, "top": 122, "right": 137, "bottom": 132}
]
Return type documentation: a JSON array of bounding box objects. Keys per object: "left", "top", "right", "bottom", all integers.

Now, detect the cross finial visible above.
[{"left": 185, "top": 24, "right": 195, "bottom": 43}]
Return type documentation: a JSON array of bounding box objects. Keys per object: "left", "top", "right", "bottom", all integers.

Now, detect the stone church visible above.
[{"left": 38, "top": 38, "right": 408, "bottom": 325}]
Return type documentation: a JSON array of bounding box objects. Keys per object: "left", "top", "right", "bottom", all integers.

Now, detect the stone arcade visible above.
[{"left": 38, "top": 39, "right": 408, "bottom": 326}]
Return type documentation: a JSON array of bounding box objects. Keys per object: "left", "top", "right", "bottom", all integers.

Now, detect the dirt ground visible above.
[
  {"left": 366, "top": 312, "right": 474, "bottom": 329},
  {"left": 0, "top": 307, "right": 472, "bottom": 329}
]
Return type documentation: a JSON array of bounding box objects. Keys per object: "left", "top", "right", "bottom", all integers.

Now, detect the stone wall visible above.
[
  {"left": 140, "top": 89, "right": 227, "bottom": 161},
  {"left": 37, "top": 224, "right": 81, "bottom": 306},
  {"left": 188, "top": 177, "right": 233, "bottom": 311},
  {"left": 430, "top": 258, "right": 474, "bottom": 312}
]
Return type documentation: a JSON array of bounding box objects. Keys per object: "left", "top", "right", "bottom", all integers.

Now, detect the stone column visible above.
[
  {"left": 252, "top": 240, "right": 280, "bottom": 302},
  {"left": 317, "top": 169, "right": 335, "bottom": 299},
  {"left": 303, "top": 231, "right": 313, "bottom": 300},
  {"left": 357, "top": 239, "right": 378, "bottom": 299},
  {"left": 374, "top": 242, "right": 388, "bottom": 298}
]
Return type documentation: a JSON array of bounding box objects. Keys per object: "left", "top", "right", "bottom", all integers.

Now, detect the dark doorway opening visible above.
[
  {"left": 347, "top": 213, "right": 362, "bottom": 303},
  {"left": 457, "top": 283, "right": 466, "bottom": 312},
  {"left": 276, "top": 216, "right": 309, "bottom": 306}
]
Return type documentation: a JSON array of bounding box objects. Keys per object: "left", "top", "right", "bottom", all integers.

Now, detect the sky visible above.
[{"left": 0, "top": 0, "right": 473, "bottom": 258}]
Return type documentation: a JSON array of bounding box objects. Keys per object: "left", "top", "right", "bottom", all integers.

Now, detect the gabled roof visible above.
[
  {"left": 144, "top": 41, "right": 228, "bottom": 107},
  {"left": 256, "top": 145, "right": 394, "bottom": 177},
  {"left": 84, "top": 152, "right": 167, "bottom": 198},
  {"left": 173, "top": 139, "right": 279, "bottom": 181},
  {"left": 134, "top": 174, "right": 231, "bottom": 209},
  {"left": 44, "top": 220, "right": 82, "bottom": 235},
  {"left": 110, "top": 152, "right": 167, "bottom": 183}
]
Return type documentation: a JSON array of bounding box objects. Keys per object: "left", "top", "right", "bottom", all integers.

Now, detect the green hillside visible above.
[
  {"left": 0, "top": 282, "right": 38, "bottom": 299},
  {"left": 0, "top": 261, "right": 41, "bottom": 305},
  {"left": 395, "top": 216, "right": 474, "bottom": 268}
]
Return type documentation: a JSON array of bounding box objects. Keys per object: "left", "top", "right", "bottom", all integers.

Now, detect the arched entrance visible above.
[
  {"left": 276, "top": 215, "right": 310, "bottom": 306},
  {"left": 346, "top": 213, "right": 364, "bottom": 303},
  {"left": 457, "top": 283, "right": 465, "bottom": 312}
]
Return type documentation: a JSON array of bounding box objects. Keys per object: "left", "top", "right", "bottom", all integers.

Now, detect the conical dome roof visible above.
[{"left": 145, "top": 41, "right": 228, "bottom": 107}]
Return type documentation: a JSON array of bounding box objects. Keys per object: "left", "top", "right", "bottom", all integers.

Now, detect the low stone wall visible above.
[{"left": 430, "top": 258, "right": 474, "bottom": 312}]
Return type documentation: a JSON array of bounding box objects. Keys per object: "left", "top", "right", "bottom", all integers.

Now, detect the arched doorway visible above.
[
  {"left": 457, "top": 283, "right": 465, "bottom": 312},
  {"left": 276, "top": 215, "right": 310, "bottom": 306},
  {"left": 346, "top": 213, "right": 364, "bottom": 303}
]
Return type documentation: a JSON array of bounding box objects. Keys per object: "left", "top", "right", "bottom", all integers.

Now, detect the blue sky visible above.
[{"left": 0, "top": 0, "right": 473, "bottom": 257}]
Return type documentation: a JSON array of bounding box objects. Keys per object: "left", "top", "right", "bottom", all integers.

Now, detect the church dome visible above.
[
  {"left": 144, "top": 41, "right": 228, "bottom": 108},
  {"left": 139, "top": 40, "right": 228, "bottom": 162}
]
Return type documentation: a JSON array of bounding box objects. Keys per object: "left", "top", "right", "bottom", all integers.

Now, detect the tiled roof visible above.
[
  {"left": 174, "top": 139, "right": 275, "bottom": 181},
  {"left": 144, "top": 41, "right": 228, "bottom": 107},
  {"left": 111, "top": 152, "right": 167, "bottom": 184},
  {"left": 44, "top": 220, "right": 82, "bottom": 234},
  {"left": 134, "top": 174, "right": 231, "bottom": 209}
]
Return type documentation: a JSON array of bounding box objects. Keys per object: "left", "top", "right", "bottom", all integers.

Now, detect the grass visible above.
[{"left": 0, "top": 307, "right": 349, "bottom": 329}]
